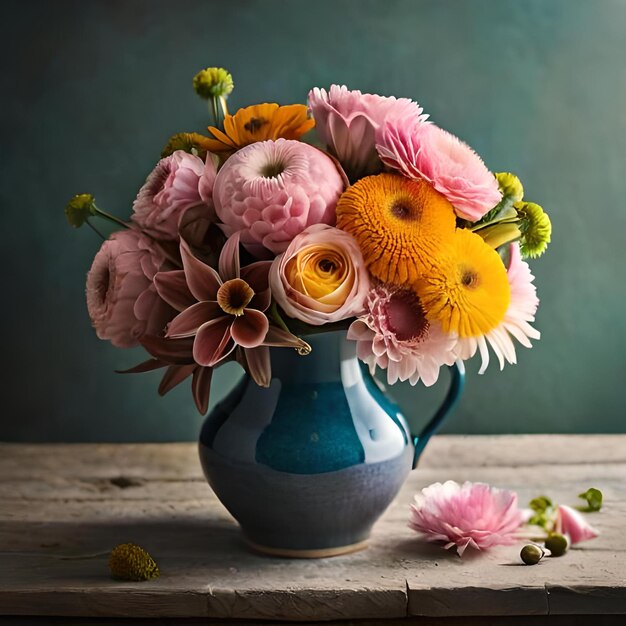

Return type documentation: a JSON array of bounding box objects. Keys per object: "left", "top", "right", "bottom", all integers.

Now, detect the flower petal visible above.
[
  {"left": 192, "top": 366, "right": 213, "bottom": 414},
  {"left": 231, "top": 309, "right": 269, "bottom": 348},
  {"left": 167, "top": 302, "right": 223, "bottom": 338},
  {"left": 240, "top": 260, "right": 272, "bottom": 293},
  {"left": 140, "top": 335, "right": 195, "bottom": 364},
  {"left": 193, "top": 317, "right": 235, "bottom": 366},
  {"left": 244, "top": 346, "right": 271, "bottom": 387},
  {"left": 154, "top": 270, "right": 196, "bottom": 311},
  {"left": 158, "top": 364, "right": 196, "bottom": 395},
  {"left": 180, "top": 239, "right": 222, "bottom": 302},
  {"left": 218, "top": 232, "right": 241, "bottom": 282}
]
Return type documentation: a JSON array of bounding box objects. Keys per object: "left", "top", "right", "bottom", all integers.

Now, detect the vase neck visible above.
[{"left": 270, "top": 331, "right": 354, "bottom": 384}]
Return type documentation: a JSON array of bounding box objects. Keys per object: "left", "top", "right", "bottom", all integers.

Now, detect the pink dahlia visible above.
[
  {"left": 555, "top": 505, "right": 599, "bottom": 545},
  {"left": 409, "top": 481, "right": 526, "bottom": 556},
  {"left": 308, "top": 85, "right": 427, "bottom": 181},
  {"left": 453, "top": 243, "right": 540, "bottom": 374},
  {"left": 132, "top": 150, "right": 218, "bottom": 240},
  {"left": 86, "top": 229, "right": 173, "bottom": 348},
  {"left": 213, "top": 138, "right": 346, "bottom": 258},
  {"left": 347, "top": 284, "right": 456, "bottom": 387},
  {"left": 376, "top": 122, "right": 501, "bottom": 221}
]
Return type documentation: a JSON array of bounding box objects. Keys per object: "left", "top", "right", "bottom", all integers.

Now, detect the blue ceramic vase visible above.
[{"left": 198, "top": 331, "right": 463, "bottom": 558}]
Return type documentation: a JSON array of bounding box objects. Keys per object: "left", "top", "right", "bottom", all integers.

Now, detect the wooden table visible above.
[{"left": 1, "top": 435, "right": 625, "bottom": 625}]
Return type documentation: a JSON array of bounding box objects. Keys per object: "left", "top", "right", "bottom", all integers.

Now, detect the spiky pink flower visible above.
[
  {"left": 132, "top": 150, "right": 218, "bottom": 240},
  {"left": 347, "top": 284, "right": 456, "bottom": 386},
  {"left": 377, "top": 122, "right": 501, "bottom": 221},
  {"left": 86, "top": 229, "right": 173, "bottom": 348},
  {"left": 453, "top": 243, "right": 540, "bottom": 374},
  {"left": 555, "top": 505, "right": 599, "bottom": 545},
  {"left": 409, "top": 481, "right": 526, "bottom": 556},
  {"left": 213, "top": 138, "right": 346, "bottom": 258},
  {"left": 308, "top": 84, "right": 427, "bottom": 181}
]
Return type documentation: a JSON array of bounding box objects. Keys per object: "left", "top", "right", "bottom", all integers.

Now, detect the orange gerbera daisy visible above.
[
  {"left": 205, "top": 103, "right": 315, "bottom": 154},
  {"left": 415, "top": 228, "right": 510, "bottom": 338},
  {"left": 336, "top": 173, "right": 457, "bottom": 285}
]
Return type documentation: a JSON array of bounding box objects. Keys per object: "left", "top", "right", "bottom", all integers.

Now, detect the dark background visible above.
[{"left": 1, "top": 0, "right": 625, "bottom": 441}]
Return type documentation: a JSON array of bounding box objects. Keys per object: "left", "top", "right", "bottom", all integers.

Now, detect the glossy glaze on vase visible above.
[{"left": 198, "top": 331, "right": 462, "bottom": 557}]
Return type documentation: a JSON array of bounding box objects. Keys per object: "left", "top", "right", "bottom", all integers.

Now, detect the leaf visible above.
[
  {"left": 577, "top": 487, "right": 603, "bottom": 512},
  {"left": 529, "top": 496, "right": 553, "bottom": 512}
]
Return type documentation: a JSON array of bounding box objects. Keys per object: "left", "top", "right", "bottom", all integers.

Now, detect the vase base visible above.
[{"left": 245, "top": 538, "right": 369, "bottom": 559}]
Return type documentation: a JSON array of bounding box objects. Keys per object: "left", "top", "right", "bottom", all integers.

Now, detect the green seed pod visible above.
[
  {"left": 520, "top": 544, "right": 544, "bottom": 565},
  {"left": 109, "top": 543, "right": 160, "bottom": 581},
  {"left": 545, "top": 533, "right": 569, "bottom": 557}
]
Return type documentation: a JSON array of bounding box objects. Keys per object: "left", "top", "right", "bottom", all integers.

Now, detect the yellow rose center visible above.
[{"left": 285, "top": 246, "right": 350, "bottom": 301}]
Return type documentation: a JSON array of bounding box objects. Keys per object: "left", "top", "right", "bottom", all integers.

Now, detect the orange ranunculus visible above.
[{"left": 205, "top": 103, "right": 315, "bottom": 154}]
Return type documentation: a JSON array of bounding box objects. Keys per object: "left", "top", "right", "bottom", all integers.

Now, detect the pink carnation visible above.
[
  {"left": 348, "top": 284, "right": 456, "bottom": 386},
  {"left": 132, "top": 150, "right": 218, "bottom": 240},
  {"left": 213, "top": 139, "right": 346, "bottom": 258},
  {"left": 86, "top": 229, "right": 173, "bottom": 348},
  {"left": 308, "top": 84, "right": 427, "bottom": 181},
  {"left": 377, "top": 122, "right": 501, "bottom": 221},
  {"left": 409, "top": 481, "right": 526, "bottom": 556},
  {"left": 555, "top": 505, "right": 599, "bottom": 545}
]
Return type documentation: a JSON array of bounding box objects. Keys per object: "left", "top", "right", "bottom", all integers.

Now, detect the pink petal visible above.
[
  {"left": 556, "top": 505, "right": 599, "bottom": 545},
  {"left": 192, "top": 366, "right": 213, "bottom": 414},
  {"left": 180, "top": 239, "right": 221, "bottom": 302},
  {"left": 158, "top": 364, "right": 196, "bottom": 395},
  {"left": 166, "top": 302, "right": 223, "bottom": 338},
  {"left": 116, "top": 359, "right": 167, "bottom": 374},
  {"left": 262, "top": 326, "right": 309, "bottom": 350},
  {"left": 240, "top": 260, "right": 272, "bottom": 293},
  {"left": 193, "top": 317, "right": 235, "bottom": 366},
  {"left": 218, "top": 232, "right": 241, "bottom": 282},
  {"left": 140, "top": 335, "right": 195, "bottom": 364},
  {"left": 231, "top": 309, "right": 269, "bottom": 348},
  {"left": 244, "top": 346, "right": 271, "bottom": 387},
  {"left": 154, "top": 270, "right": 196, "bottom": 311},
  {"left": 250, "top": 287, "right": 272, "bottom": 313}
]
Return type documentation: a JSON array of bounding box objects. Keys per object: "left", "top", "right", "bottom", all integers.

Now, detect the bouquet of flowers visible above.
[{"left": 66, "top": 67, "right": 551, "bottom": 414}]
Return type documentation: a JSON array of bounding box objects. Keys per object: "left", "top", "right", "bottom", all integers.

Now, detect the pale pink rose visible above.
[
  {"left": 453, "top": 243, "right": 540, "bottom": 374},
  {"left": 132, "top": 150, "right": 218, "bottom": 240},
  {"left": 555, "top": 505, "right": 599, "bottom": 545},
  {"left": 308, "top": 84, "right": 428, "bottom": 181},
  {"left": 377, "top": 122, "right": 501, "bottom": 221},
  {"left": 213, "top": 139, "right": 346, "bottom": 258},
  {"left": 86, "top": 229, "right": 173, "bottom": 348},
  {"left": 409, "top": 481, "right": 526, "bottom": 556},
  {"left": 269, "top": 224, "right": 370, "bottom": 325},
  {"left": 348, "top": 284, "right": 456, "bottom": 387}
]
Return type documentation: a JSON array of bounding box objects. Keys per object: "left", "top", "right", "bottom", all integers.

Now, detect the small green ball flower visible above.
[
  {"left": 193, "top": 67, "right": 234, "bottom": 99},
  {"left": 545, "top": 533, "right": 569, "bottom": 557},
  {"left": 109, "top": 543, "right": 160, "bottom": 581},
  {"left": 520, "top": 544, "right": 544, "bottom": 565},
  {"left": 65, "top": 193, "right": 97, "bottom": 228},
  {"left": 515, "top": 201, "right": 552, "bottom": 258},
  {"left": 496, "top": 172, "right": 524, "bottom": 203}
]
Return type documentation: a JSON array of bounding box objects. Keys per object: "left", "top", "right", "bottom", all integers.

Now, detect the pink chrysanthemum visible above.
[
  {"left": 347, "top": 283, "right": 456, "bottom": 387},
  {"left": 409, "top": 481, "right": 526, "bottom": 556},
  {"left": 376, "top": 122, "right": 501, "bottom": 221},
  {"left": 132, "top": 150, "right": 217, "bottom": 240},
  {"left": 86, "top": 229, "right": 173, "bottom": 348},
  {"left": 453, "top": 243, "right": 540, "bottom": 374},
  {"left": 213, "top": 138, "right": 346, "bottom": 258},
  {"left": 308, "top": 84, "right": 428, "bottom": 181}
]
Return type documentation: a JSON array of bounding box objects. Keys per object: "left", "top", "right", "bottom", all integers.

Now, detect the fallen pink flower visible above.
[{"left": 555, "top": 505, "right": 599, "bottom": 545}]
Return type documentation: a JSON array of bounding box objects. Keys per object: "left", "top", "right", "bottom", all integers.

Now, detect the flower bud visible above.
[
  {"left": 65, "top": 193, "right": 96, "bottom": 228},
  {"left": 109, "top": 543, "right": 159, "bottom": 581},
  {"left": 192, "top": 67, "right": 234, "bottom": 99},
  {"left": 496, "top": 172, "right": 524, "bottom": 203},
  {"left": 545, "top": 533, "right": 568, "bottom": 557},
  {"left": 520, "top": 544, "right": 544, "bottom": 565}
]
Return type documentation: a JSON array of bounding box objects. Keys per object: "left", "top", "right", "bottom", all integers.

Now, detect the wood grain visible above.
[{"left": 0, "top": 436, "right": 625, "bottom": 621}]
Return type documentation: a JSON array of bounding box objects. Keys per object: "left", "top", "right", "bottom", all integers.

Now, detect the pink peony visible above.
[
  {"left": 308, "top": 85, "right": 427, "bottom": 181},
  {"left": 86, "top": 229, "right": 173, "bottom": 348},
  {"left": 409, "top": 481, "right": 526, "bottom": 556},
  {"left": 348, "top": 284, "right": 456, "bottom": 386},
  {"left": 376, "top": 122, "right": 501, "bottom": 221},
  {"left": 453, "top": 243, "right": 540, "bottom": 374},
  {"left": 213, "top": 139, "right": 346, "bottom": 258},
  {"left": 555, "top": 505, "right": 599, "bottom": 545},
  {"left": 132, "top": 150, "right": 218, "bottom": 240},
  {"left": 269, "top": 224, "right": 370, "bottom": 325}
]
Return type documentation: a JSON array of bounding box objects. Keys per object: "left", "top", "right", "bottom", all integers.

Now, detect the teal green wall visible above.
[{"left": 1, "top": 0, "right": 625, "bottom": 441}]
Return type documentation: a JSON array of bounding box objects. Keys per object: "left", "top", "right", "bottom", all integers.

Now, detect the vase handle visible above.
[{"left": 411, "top": 363, "right": 465, "bottom": 469}]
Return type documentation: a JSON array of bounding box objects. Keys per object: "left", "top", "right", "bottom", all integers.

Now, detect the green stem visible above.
[
  {"left": 86, "top": 218, "right": 106, "bottom": 240},
  {"left": 270, "top": 301, "right": 291, "bottom": 333},
  {"left": 92, "top": 203, "right": 130, "bottom": 230}
]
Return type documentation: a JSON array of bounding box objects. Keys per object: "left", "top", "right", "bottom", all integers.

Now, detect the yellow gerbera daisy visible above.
[
  {"left": 205, "top": 103, "right": 315, "bottom": 154},
  {"left": 415, "top": 229, "right": 511, "bottom": 338},
  {"left": 336, "top": 173, "right": 457, "bottom": 285}
]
